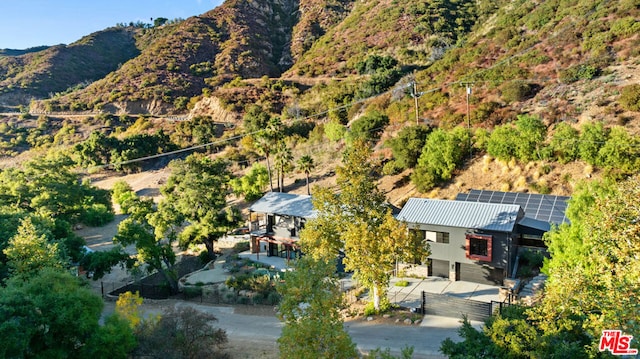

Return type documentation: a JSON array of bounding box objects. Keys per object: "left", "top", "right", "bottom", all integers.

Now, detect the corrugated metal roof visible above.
[
  {"left": 249, "top": 192, "right": 316, "bottom": 218},
  {"left": 397, "top": 198, "right": 522, "bottom": 232}
]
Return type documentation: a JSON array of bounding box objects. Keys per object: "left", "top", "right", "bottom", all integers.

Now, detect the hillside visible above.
[
  {"left": 0, "top": 0, "right": 638, "bottom": 203},
  {"left": 0, "top": 27, "right": 140, "bottom": 105}
]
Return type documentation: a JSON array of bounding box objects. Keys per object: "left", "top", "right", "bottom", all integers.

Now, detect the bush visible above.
[
  {"left": 81, "top": 203, "right": 115, "bottom": 226},
  {"left": 559, "top": 64, "right": 600, "bottom": 83},
  {"left": 619, "top": 84, "right": 640, "bottom": 111},
  {"left": 348, "top": 110, "right": 389, "bottom": 143},
  {"left": 385, "top": 125, "right": 431, "bottom": 169},
  {"left": 325, "top": 120, "right": 346, "bottom": 142},
  {"left": 382, "top": 160, "right": 404, "bottom": 176},
  {"left": 395, "top": 280, "right": 410, "bottom": 287},
  {"left": 500, "top": 81, "right": 533, "bottom": 103}
]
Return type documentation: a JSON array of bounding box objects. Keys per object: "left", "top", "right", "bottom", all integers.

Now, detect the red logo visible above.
[{"left": 599, "top": 330, "right": 638, "bottom": 356}]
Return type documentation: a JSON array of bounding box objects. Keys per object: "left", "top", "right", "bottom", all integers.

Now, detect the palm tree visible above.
[
  {"left": 297, "top": 155, "right": 315, "bottom": 195},
  {"left": 253, "top": 117, "right": 283, "bottom": 192},
  {"left": 254, "top": 135, "right": 274, "bottom": 192},
  {"left": 274, "top": 141, "right": 293, "bottom": 192}
]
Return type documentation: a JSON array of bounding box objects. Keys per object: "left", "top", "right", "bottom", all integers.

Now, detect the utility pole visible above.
[
  {"left": 413, "top": 80, "right": 419, "bottom": 125},
  {"left": 462, "top": 82, "right": 473, "bottom": 161}
]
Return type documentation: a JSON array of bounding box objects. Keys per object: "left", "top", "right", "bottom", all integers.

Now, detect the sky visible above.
[{"left": 0, "top": 0, "right": 225, "bottom": 49}]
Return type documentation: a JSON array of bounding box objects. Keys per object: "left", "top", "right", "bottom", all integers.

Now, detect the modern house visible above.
[
  {"left": 397, "top": 191, "right": 571, "bottom": 285},
  {"left": 397, "top": 198, "right": 524, "bottom": 285},
  {"left": 248, "top": 192, "right": 316, "bottom": 260}
]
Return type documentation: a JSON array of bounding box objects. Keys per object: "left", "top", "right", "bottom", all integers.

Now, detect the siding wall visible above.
[{"left": 410, "top": 223, "right": 516, "bottom": 274}]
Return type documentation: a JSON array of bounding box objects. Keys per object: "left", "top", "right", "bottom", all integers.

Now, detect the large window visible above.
[
  {"left": 412, "top": 229, "right": 450, "bottom": 244},
  {"left": 426, "top": 231, "right": 450, "bottom": 244},
  {"left": 466, "top": 234, "right": 492, "bottom": 262}
]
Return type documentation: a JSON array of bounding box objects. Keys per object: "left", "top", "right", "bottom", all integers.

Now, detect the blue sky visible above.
[{"left": 0, "top": 0, "right": 225, "bottom": 49}]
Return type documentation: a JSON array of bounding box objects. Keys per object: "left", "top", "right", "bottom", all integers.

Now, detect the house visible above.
[
  {"left": 397, "top": 191, "right": 571, "bottom": 285},
  {"left": 397, "top": 198, "right": 524, "bottom": 285},
  {"left": 248, "top": 192, "right": 316, "bottom": 260}
]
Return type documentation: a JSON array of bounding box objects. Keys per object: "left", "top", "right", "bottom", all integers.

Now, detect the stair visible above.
[{"left": 518, "top": 274, "right": 547, "bottom": 305}]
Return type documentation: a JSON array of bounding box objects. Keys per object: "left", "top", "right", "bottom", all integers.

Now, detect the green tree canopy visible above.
[
  {"left": 301, "top": 140, "right": 429, "bottom": 311},
  {"left": 385, "top": 124, "right": 431, "bottom": 170},
  {"left": 3, "top": 217, "right": 64, "bottom": 278},
  {"left": 411, "top": 126, "right": 470, "bottom": 192},
  {"left": 230, "top": 162, "right": 269, "bottom": 201},
  {"left": 277, "top": 256, "right": 357, "bottom": 358},
  {"left": 0, "top": 269, "right": 134, "bottom": 359},
  {"left": 161, "top": 154, "right": 240, "bottom": 259}
]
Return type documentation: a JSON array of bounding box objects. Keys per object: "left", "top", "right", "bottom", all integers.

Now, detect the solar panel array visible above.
[{"left": 455, "top": 190, "right": 570, "bottom": 224}]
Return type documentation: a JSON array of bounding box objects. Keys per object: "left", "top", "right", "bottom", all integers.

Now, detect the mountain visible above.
[
  {"left": 0, "top": 27, "right": 139, "bottom": 105},
  {"left": 1, "top": 0, "right": 638, "bottom": 136}
]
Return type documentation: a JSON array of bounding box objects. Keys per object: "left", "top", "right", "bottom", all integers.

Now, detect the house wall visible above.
[{"left": 410, "top": 223, "right": 516, "bottom": 282}]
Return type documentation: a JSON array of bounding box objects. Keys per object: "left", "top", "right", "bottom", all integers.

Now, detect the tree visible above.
[
  {"left": 325, "top": 119, "right": 346, "bottom": 142},
  {"left": 533, "top": 175, "right": 640, "bottom": 354},
  {"left": 596, "top": 126, "right": 640, "bottom": 177},
  {"left": 578, "top": 121, "right": 607, "bottom": 165},
  {"left": 3, "top": 217, "right": 64, "bottom": 278},
  {"left": 0, "top": 269, "right": 135, "bottom": 359},
  {"left": 277, "top": 256, "right": 357, "bottom": 358},
  {"left": 230, "top": 163, "right": 269, "bottom": 201},
  {"left": 442, "top": 175, "right": 640, "bottom": 357},
  {"left": 161, "top": 154, "right": 239, "bottom": 259},
  {"left": 135, "top": 306, "right": 229, "bottom": 359},
  {"left": 297, "top": 155, "right": 316, "bottom": 195},
  {"left": 385, "top": 125, "right": 431, "bottom": 169},
  {"left": 486, "top": 125, "right": 519, "bottom": 161},
  {"left": 114, "top": 195, "right": 179, "bottom": 292},
  {"left": 301, "top": 140, "right": 429, "bottom": 311},
  {"left": 254, "top": 117, "right": 283, "bottom": 191},
  {"left": 243, "top": 104, "right": 270, "bottom": 133},
  {"left": 347, "top": 110, "right": 389, "bottom": 144},
  {"left": 549, "top": 122, "right": 579, "bottom": 163},
  {"left": 273, "top": 141, "right": 293, "bottom": 192},
  {"left": 411, "top": 127, "right": 469, "bottom": 192},
  {"left": 514, "top": 115, "right": 547, "bottom": 161}
]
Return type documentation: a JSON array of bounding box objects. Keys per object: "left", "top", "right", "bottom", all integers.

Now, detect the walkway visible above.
[{"left": 237, "top": 251, "right": 501, "bottom": 306}]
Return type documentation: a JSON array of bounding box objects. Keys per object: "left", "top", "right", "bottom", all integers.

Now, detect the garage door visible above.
[
  {"left": 430, "top": 259, "right": 449, "bottom": 278},
  {"left": 456, "top": 262, "right": 504, "bottom": 285}
]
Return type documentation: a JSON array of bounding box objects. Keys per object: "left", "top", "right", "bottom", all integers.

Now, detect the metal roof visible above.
[
  {"left": 249, "top": 192, "right": 316, "bottom": 219},
  {"left": 455, "top": 190, "right": 570, "bottom": 224},
  {"left": 397, "top": 198, "right": 522, "bottom": 232}
]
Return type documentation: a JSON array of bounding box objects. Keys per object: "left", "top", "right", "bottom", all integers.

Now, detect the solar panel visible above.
[{"left": 455, "top": 190, "right": 570, "bottom": 225}]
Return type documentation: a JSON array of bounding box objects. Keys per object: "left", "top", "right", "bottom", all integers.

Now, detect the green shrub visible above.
[
  {"left": 267, "top": 291, "right": 281, "bottom": 305},
  {"left": 385, "top": 125, "right": 431, "bottom": 169},
  {"left": 348, "top": 110, "right": 389, "bottom": 143},
  {"left": 325, "top": 120, "right": 346, "bottom": 142},
  {"left": 363, "top": 297, "right": 392, "bottom": 316},
  {"left": 395, "top": 280, "right": 410, "bottom": 287},
  {"left": 500, "top": 81, "right": 533, "bottom": 103},
  {"left": 619, "top": 84, "right": 640, "bottom": 111},
  {"left": 382, "top": 160, "right": 404, "bottom": 176},
  {"left": 183, "top": 286, "right": 203, "bottom": 299},
  {"left": 559, "top": 64, "right": 600, "bottom": 83},
  {"left": 81, "top": 203, "right": 114, "bottom": 226}
]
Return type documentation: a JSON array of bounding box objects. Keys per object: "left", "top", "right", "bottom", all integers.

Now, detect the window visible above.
[
  {"left": 411, "top": 229, "right": 450, "bottom": 244},
  {"left": 466, "top": 234, "right": 492, "bottom": 262},
  {"left": 426, "top": 231, "right": 450, "bottom": 244}
]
